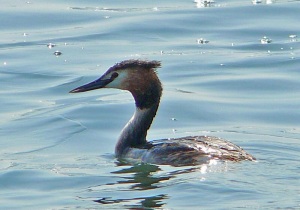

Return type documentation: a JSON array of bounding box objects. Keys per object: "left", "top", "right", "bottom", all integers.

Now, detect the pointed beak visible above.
[{"left": 69, "top": 76, "right": 112, "bottom": 93}]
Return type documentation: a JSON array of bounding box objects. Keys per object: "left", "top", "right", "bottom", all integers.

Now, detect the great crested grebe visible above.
[{"left": 70, "top": 60, "right": 255, "bottom": 166}]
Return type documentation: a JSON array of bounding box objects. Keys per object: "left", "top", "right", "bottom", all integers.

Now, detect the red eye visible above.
[{"left": 111, "top": 72, "right": 119, "bottom": 79}]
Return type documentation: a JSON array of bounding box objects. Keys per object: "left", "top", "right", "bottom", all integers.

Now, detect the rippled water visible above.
[{"left": 1, "top": 0, "right": 300, "bottom": 209}]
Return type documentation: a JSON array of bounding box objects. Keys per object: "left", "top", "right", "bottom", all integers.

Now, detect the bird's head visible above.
[{"left": 70, "top": 59, "right": 162, "bottom": 109}]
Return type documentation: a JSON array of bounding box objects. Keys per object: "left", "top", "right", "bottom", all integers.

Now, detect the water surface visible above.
[{"left": 1, "top": 0, "right": 300, "bottom": 209}]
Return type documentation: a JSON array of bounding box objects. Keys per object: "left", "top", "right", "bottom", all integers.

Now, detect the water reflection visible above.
[
  {"left": 92, "top": 163, "right": 168, "bottom": 208},
  {"left": 94, "top": 194, "right": 168, "bottom": 209},
  {"left": 90, "top": 162, "right": 221, "bottom": 209},
  {"left": 111, "top": 163, "right": 169, "bottom": 190}
]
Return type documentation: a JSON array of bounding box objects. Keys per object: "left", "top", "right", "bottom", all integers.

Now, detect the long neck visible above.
[
  {"left": 115, "top": 70, "right": 162, "bottom": 157},
  {"left": 115, "top": 102, "right": 159, "bottom": 157}
]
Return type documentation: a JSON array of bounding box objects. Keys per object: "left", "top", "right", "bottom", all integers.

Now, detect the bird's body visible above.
[
  {"left": 119, "top": 136, "right": 254, "bottom": 166},
  {"left": 70, "top": 60, "right": 255, "bottom": 166}
]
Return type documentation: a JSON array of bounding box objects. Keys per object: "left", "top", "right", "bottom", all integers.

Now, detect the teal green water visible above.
[{"left": 1, "top": 0, "right": 300, "bottom": 209}]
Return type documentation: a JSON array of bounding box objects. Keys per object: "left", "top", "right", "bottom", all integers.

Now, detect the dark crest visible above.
[{"left": 108, "top": 59, "right": 161, "bottom": 72}]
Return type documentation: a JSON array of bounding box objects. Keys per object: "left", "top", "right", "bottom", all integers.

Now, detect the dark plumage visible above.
[{"left": 107, "top": 59, "right": 161, "bottom": 73}]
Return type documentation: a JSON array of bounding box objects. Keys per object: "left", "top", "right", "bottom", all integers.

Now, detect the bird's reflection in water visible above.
[
  {"left": 92, "top": 160, "right": 224, "bottom": 209},
  {"left": 111, "top": 162, "right": 170, "bottom": 190},
  {"left": 94, "top": 194, "right": 167, "bottom": 209},
  {"left": 93, "top": 163, "right": 168, "bottom": 208}
]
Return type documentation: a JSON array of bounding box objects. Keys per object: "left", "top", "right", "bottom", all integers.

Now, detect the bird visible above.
[{"left": 70, "top": 59, "right": 255, "bottom": 166}]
